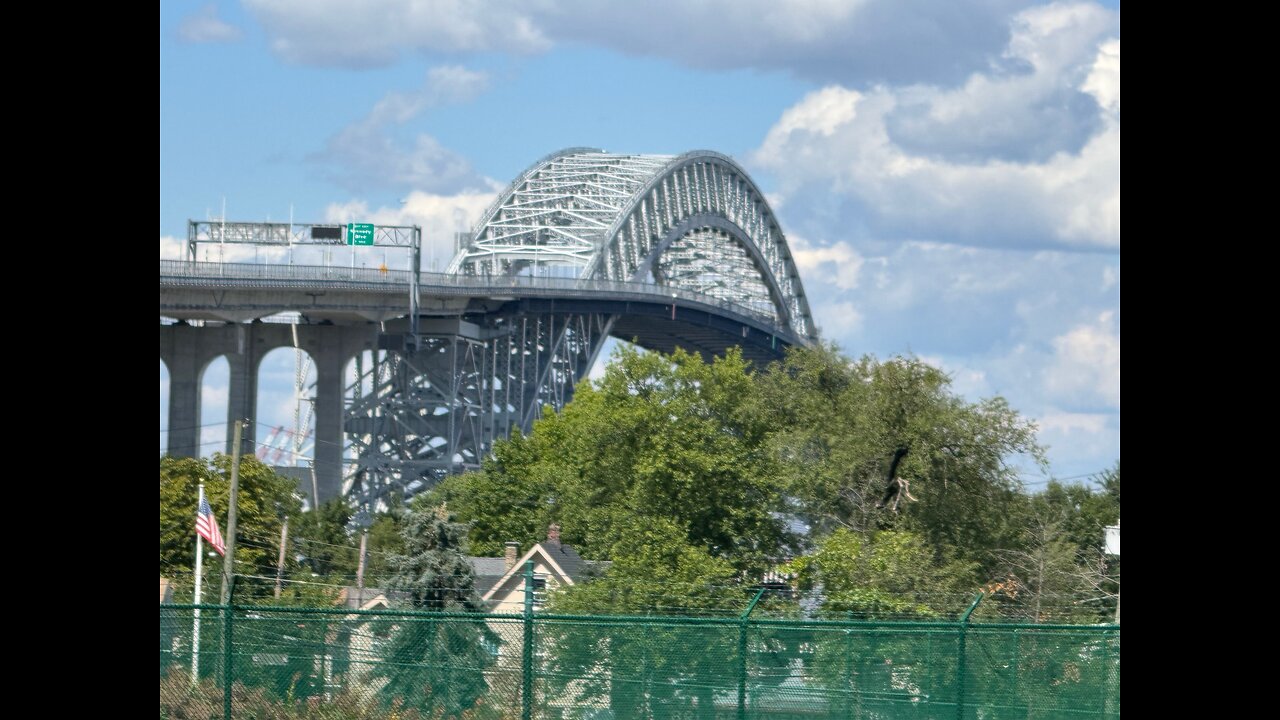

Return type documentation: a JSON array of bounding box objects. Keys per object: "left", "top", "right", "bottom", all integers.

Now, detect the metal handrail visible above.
[{"left": 160, "top": 260, "right": 795, "bottom": 337}]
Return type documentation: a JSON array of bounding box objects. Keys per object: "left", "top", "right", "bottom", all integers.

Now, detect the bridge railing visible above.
[{"left": 161, "top": 260, "right": 798, "bottom": 338}]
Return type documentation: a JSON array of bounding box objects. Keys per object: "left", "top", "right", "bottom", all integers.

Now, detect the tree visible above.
[
  {"left": 371, "top": 501, "right": 499, "bottom": 718},
  {"left": 993, "top": 500, "right": 1093, "bottom": 623},
  {"left": 547, "top": 515, "right": 743, "bottom": 720},
  {"left": 441, "top": 345, "right": 794, "bottom": 718},
  {"left": 755, "top": 345, "right": 1044, "bottom": 572},
  {"left": 289, "top": 498, "right": 359, "bottom": 577},
  {"left": 445, "top": 344, "right": 790, "bottom": 576},
  {"left": 989, "top": 464, "right": 1121, "bottom": 622},
  {"left": 159, "top": 454, "right": 303, "bottom": 600},
  {"left": 785, "top": 528, "right": 977, "bottom": 619}
]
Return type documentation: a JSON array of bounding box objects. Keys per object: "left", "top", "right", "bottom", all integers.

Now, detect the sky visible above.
[{"left": 160, "top": 0, "right": 1120, "bottom": 487}]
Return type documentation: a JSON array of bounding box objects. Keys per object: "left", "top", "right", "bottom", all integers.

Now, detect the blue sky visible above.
[{"left": 161, "top": 1, "right": 1120, "bottom": 486}]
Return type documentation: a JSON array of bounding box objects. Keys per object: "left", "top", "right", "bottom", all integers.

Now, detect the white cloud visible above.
[
  {"left": 752, "top": 2, "right": 1120, "bottom": 251},
  {"left": 323, "top": 189, "right": 499, "bottom": 269},
  {"left": 367, "top": 66, "right": 491, "bottom": 126},
  {"left": 200, "top": 375, "right": 229, "bottom": 457},
  {"left": 1031, "top": 409, "right": 1118, "bottom": 478},
  {"left": 790, "top": 235, "right": 864, "bottom": 291},
  {"left": 244, "top": 0, "right": 551, "bottom": 68},
  {"left": 245, "top": 0, "right": 1030, "bottom": 84},
  {"left": 917, "top": 355, "right": 993, "bottom": 399},
  {"left": 1101, "top": 264, "right": 1119, "bottom": 291},
  {"left": 174, "top": 234, "right": 294, "bottom": 264},
  {"left": 791, "top": 236, "right": 1119, "bottom": 476},
  {"left": 1083, "top": 39, "right": 1120, "bottom": 115},
  {"left": 1045, "top": 311, "right": 1120, "bottom": 409},
  {"left": 160, "top": 360, "right": 171, "bottom": 443},
  {"left": 1037, "top": 411, "right": 1107, "bottom": 435},
  {"left": 813, "top": 300, "right": 863, "bottom": 336},
  {"left": 314, "top": 67, "right": 492, "bottom": 194},
  {"left": 178, "top": 3, "right": 244, "bottom": 44},
  {"left": 160, "top": 235, "right": 186, "bottom": 259}
]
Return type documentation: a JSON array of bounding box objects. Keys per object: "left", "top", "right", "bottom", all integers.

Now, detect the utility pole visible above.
[
  {"left": 1105, "top": 522, "right": 1120, "bottom": 623},
  {"left": 356, "top": 530, "right": 368, "bottom": 607},
  {"left": 274, "top": 516, "right": 289, "bottom": 599},
  {"left": 309, "top": 460, "right": 319, "bottom": 511},
  {"left": 220, "top": 420, "right": 244, "bottom": 605}
]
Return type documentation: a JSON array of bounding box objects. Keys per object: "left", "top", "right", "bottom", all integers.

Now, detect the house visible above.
[
  {"left": 481, "top": 524, "right": 608, "bottom": 613},
  {"left": 470, "top": 555, "right": 511, "bottom": 599},
  {"left": 335, "top": 586, "right": 397, "bottom": 610}
]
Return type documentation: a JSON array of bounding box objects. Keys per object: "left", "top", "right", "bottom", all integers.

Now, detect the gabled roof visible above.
[
  {"left": 469, "top": 556, "right": 509, "bottom": 577},
  {"left": 337, "top": 586, "right": 388, "bottom": 609},
  {"left": 480, "top": 542, "right": 605, "bottom": 602},
  {"left": 469, "top": 556, "right": 510, "bottom": 596}
]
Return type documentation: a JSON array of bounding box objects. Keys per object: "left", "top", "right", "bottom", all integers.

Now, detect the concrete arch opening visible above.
[
  {"left": 160, "top": 358, "right": 170, "bottom": 456},
  {"left": 200, "top": 356, "right": 229, "bottom": 458},
  {"left": 256, "top": 346, "right": 318, "bottom": 503}
]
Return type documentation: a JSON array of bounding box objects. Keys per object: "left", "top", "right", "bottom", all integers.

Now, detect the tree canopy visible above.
[
  {"left": 159, "top": 454, "right": 303, "bottom": 600},
  {"left": 433, "top": 345, "right": 789, "bottom": 577},
  {"left": 432, "top": 342, "right": 1116, "bottom": 623},
  {"left": 372, "top": 501, "right": 499, "bottom": 718}
]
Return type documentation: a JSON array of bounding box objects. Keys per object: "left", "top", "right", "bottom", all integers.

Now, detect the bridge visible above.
[{"left": 160, "top": 149, "right": 817, "bottom": 514}]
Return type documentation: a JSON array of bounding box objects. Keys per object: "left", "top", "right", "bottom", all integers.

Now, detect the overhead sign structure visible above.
[{"left": 347, "top": 223, "right": 375, "bottom": 246}]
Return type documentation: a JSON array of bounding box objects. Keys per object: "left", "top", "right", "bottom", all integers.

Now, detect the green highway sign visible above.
[{"left": 347, "top": 223, "right": 375, "bottom": 246}]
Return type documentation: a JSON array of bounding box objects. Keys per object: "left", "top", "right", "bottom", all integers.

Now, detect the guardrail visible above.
[{"left": 160, "top": 260, "right": 797, "bottom": 338}]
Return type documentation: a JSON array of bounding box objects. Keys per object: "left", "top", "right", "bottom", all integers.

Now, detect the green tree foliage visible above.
[
  {"left": 446, "top": 345, "right": 789, "bottom": 576},
  {"left": 288, "top": 497, "right": 407, "bottom": 586},
  {"left": 547, "top": 516, "right": 742, "bottom": 720},
  {"left": 552, "top": 515, "right": 741, "bottom": 615},
  {"left": 159, "top": 454, "right": 302, "bottom": 600},
  {"left": 756, "top": 345, "right": 1044, "bottom": 570},
  {"left": 290, "top": 498, "right": 359, "bottom": 577},
  {"left": 786, "top": 529, "right": 977, "bottom": 619},
  {"left": 364, "top": 501, "right": 408, "bottom": 582},
  {"left": 990, "top": 463, "right": 1120, "bottom": 622},
  {"left": 372, "top": 502, "right": 499, "bottom": 718}
]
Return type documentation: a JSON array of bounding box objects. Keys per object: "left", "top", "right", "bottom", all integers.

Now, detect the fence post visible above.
[
  {"left": 954, "top": 593, "right": 982, "bottom": 720},
  {"left": 844, "top": 611, "right": 855, "bottom": 720},
  {"left": 522, "top": 560, "right": 534, "bottom": 720},
  {"left": 1103, "top": 627, "right": 1120, "bottom": 718},
  {"left": 223, "top": 576, "right": 235, "bottom": 720},
  {"left": 738, "top": 588, "right": 766, "bottom": 720}
]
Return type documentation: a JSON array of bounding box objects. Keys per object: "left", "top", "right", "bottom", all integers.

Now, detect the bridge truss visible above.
[
  {"left": 164, "top": 149, "right": 817, "bottom": 516},
  {"left": 344, "top": 150, "right": 816, "bottom": 513}
]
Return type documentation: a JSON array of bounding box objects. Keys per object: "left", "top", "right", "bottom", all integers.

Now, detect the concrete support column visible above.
[
  {"left": 225, "top": 324, "right": 260, "bottom": 457},
  {"left": 164, "top": 341, "right": 201, "bottom": 458},
  {"left": 313, "top": 345, "right": 346, "bottom": 504}
]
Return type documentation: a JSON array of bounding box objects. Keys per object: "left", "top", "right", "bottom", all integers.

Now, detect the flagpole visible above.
[{"left": 192, "top": 483, "right": 205, "bottom": 686}]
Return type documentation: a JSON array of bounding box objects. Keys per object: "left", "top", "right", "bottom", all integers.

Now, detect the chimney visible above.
[
  {"left": 504, "top": 541, "right": 520, "bottom": 571},
  {"left": 547, "top": 523, "right": 561, "bottom": 547}
]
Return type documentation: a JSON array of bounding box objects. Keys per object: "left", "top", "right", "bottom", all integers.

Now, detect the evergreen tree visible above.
[{"left": 373, "top": 503, "right": 499, "bottom": 718}]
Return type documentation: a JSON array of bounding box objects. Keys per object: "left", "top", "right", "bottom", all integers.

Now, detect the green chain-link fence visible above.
[{"left": 161, "top": 604, "right": 1118, "bottom": 719}]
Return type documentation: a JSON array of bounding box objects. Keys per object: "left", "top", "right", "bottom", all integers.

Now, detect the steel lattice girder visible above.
[
  {"left": 344, "top": 311, "right": 612, "bottom": 511},
  {"left": 347, "top": 149, "right": 816, "bottom": 511},
  {"left": 450, "top": 149, "right": 816, "bottom": 341}
]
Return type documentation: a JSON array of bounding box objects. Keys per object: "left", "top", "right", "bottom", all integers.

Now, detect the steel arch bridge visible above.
[
  {"left": 450, "top": 148, "right": 814, "bottom": 338},
  {"left": 160, "top": 149, "right": 817, "bottom": 515},
  {"left": 349, "top": 150, "right": 815, "bottom": 506}
]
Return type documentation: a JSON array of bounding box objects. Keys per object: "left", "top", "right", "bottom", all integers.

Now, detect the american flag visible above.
[{"left": 196, "top": 491, "right": 226, "bottom": 556}]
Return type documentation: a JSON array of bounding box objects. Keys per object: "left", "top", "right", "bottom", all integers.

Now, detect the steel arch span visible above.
[
  {"left": 159, "top": 149, "right": 820, "bottom": 514},
  {"left": 334, "top": 149, "right": 821, "bottom": 512},
  {"left": 450, "top": 149, "right": 816, "bottom": 341}
]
